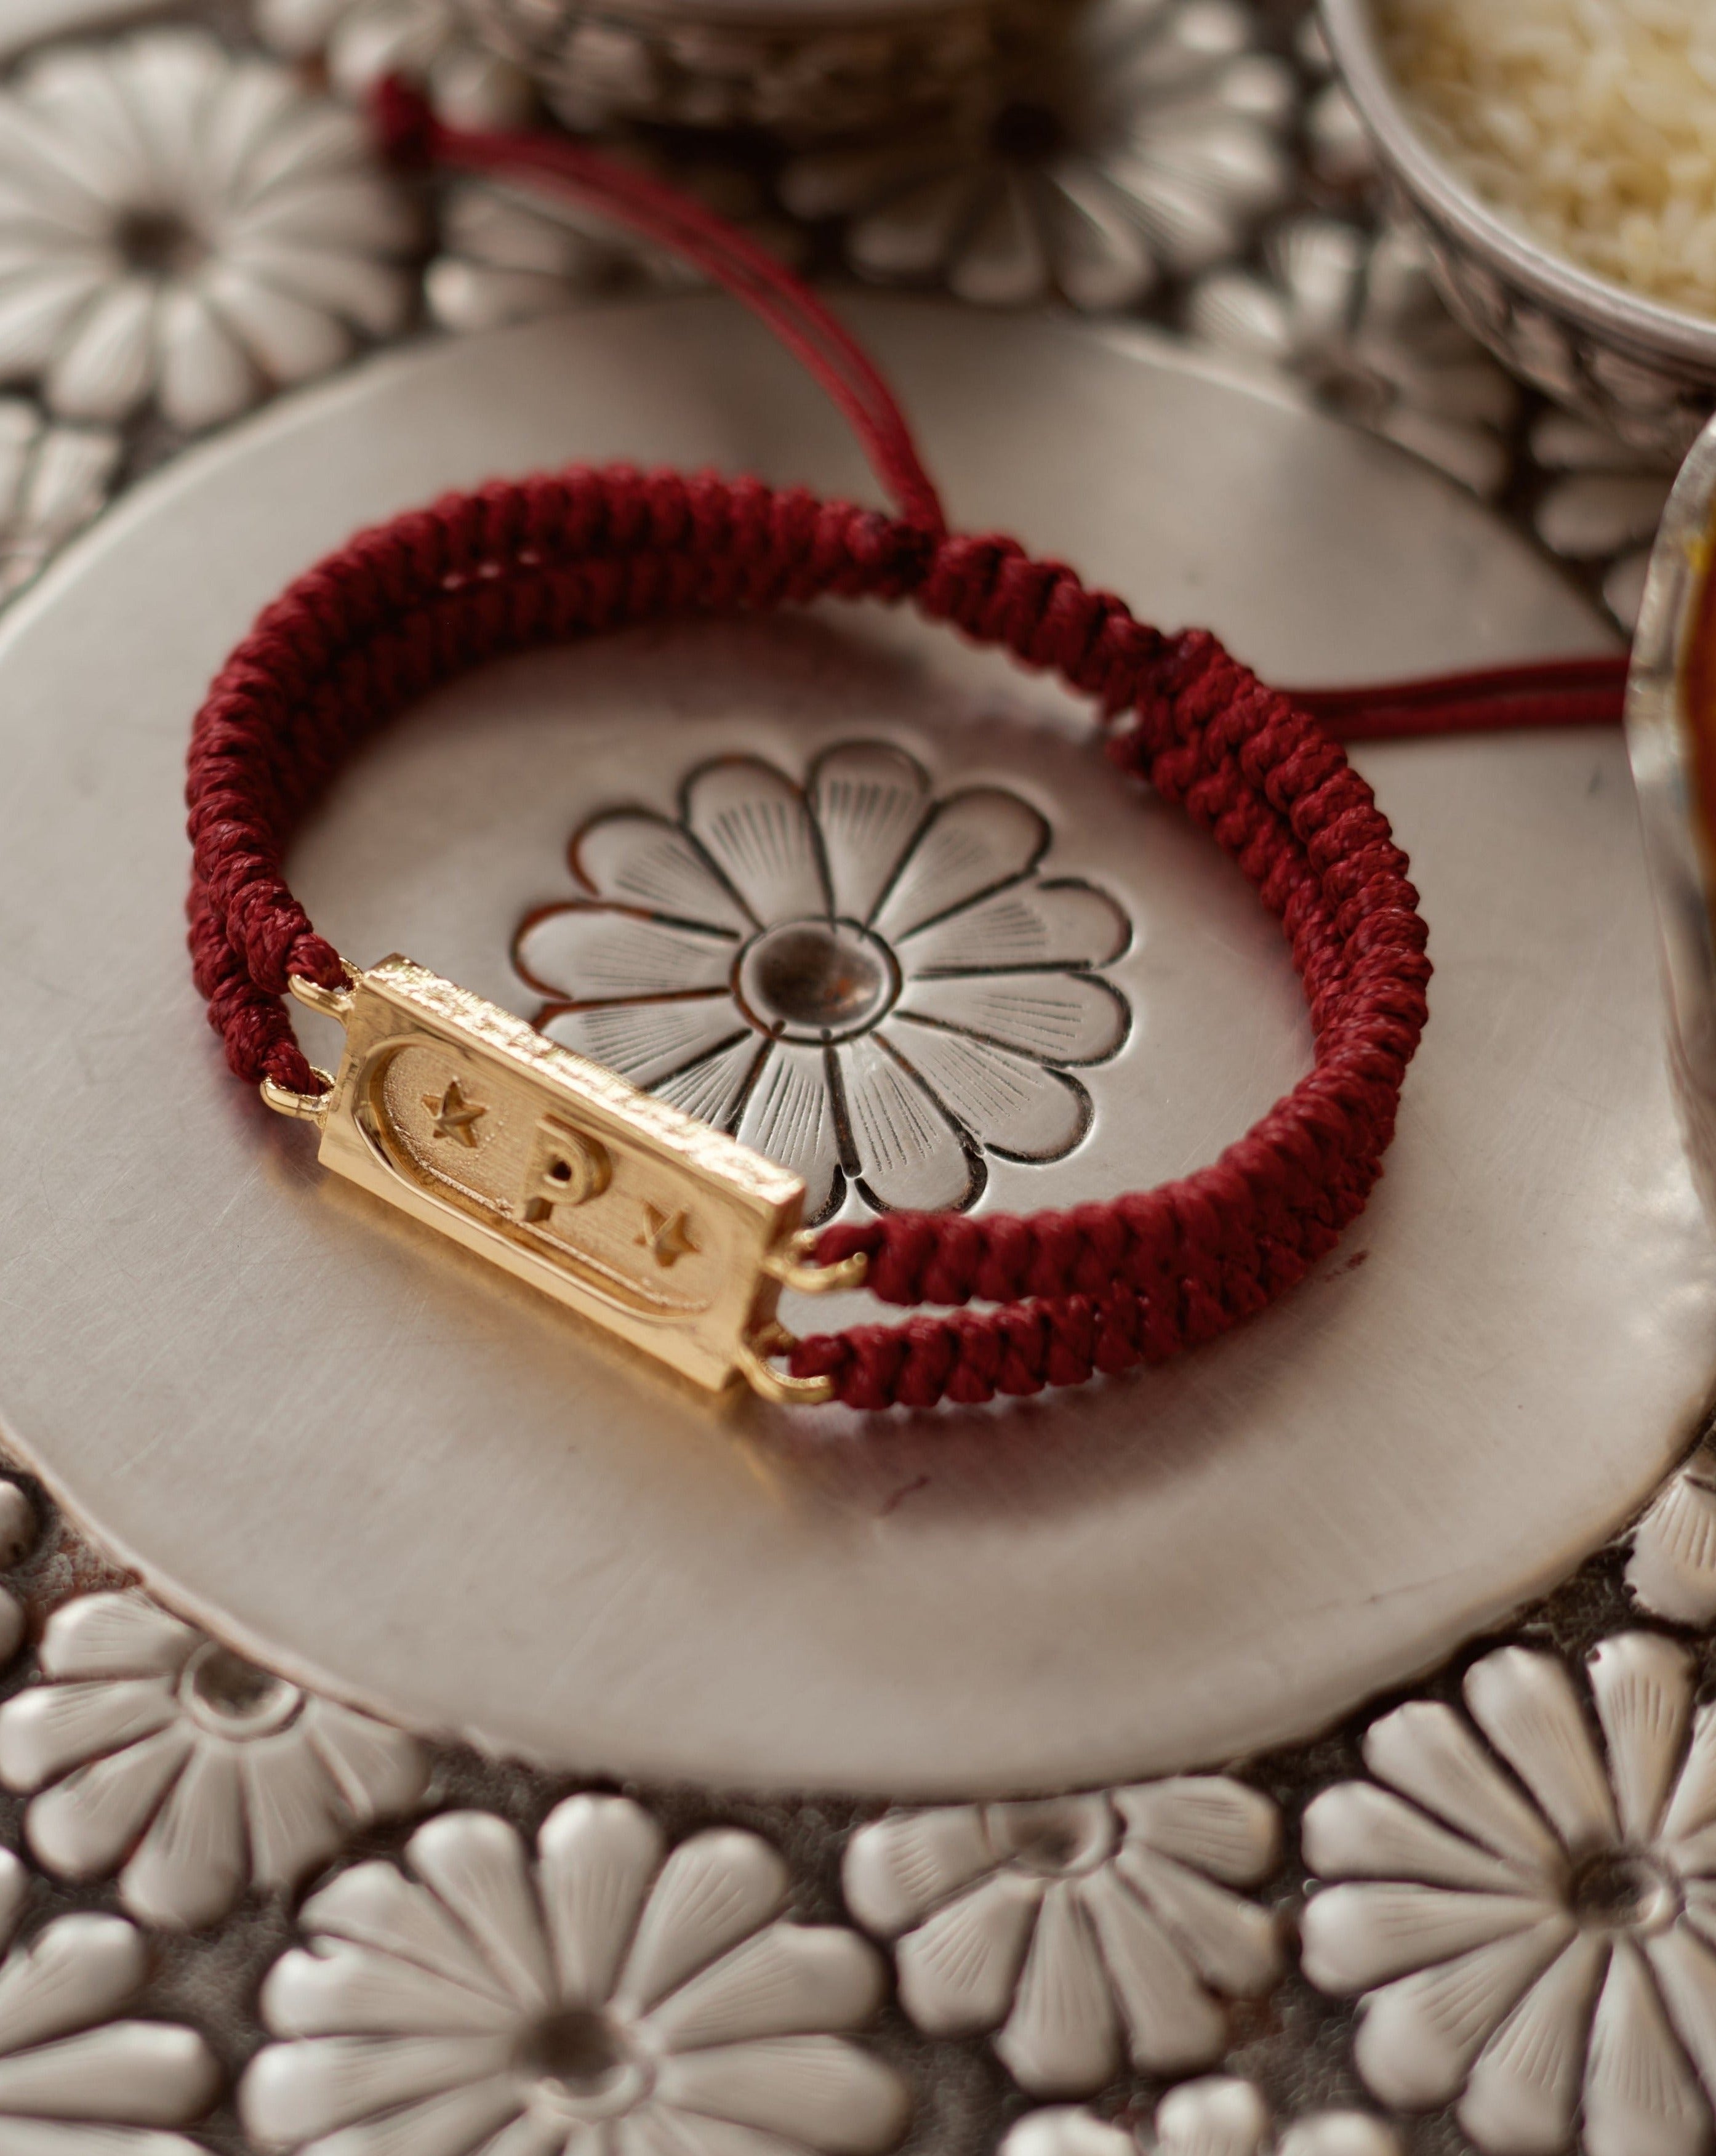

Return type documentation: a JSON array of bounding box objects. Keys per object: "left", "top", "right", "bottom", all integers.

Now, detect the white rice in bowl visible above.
[{"left": 1380, "top": 0, "right": 1716, "bottom": 321}]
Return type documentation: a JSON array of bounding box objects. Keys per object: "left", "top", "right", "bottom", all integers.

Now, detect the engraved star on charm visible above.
[
  {"left": 639, "top": 1204, "right": 699, "bottom": 1268},
  {"left": 423, "top": 1077, "right": 487, "bottom": 1148}
]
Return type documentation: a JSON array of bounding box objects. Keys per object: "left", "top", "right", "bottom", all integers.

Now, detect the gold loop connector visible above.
[
  {"left": 260, "top": 1068, "right": 337, "bottom": 1125},
  {"left": 289, "top": 967, "right": 357, "bottom": 1022},
  {"left": 736, "top": 1322, "right": 835, "bottom": 1406},
  {"left": 761, "top": 1229, "right": 868, "bottom": 1296}
]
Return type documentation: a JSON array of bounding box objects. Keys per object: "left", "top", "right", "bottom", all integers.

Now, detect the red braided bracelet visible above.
[{"left": 185, "top": 94, "right": 1431, "bottom": 1415}]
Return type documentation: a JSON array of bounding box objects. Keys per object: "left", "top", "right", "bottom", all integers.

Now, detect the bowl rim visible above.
[{"left": 1318, "top": 0, "right": 1716, "bottom": 372}]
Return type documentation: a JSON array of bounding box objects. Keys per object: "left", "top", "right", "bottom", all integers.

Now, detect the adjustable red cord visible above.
[{"left": 185, "top": 92, "right": 1451, "bottom": 1412}]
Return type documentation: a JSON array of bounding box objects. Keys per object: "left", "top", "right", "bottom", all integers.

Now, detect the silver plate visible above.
[{"left": 0, "top": 296, "right": 1704, "bottom": 1801}]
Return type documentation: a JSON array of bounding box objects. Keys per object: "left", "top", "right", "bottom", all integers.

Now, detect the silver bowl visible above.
[
  {"left": 1626, "top": 411, "right": 1716, "bottom": 1210},
  {"left": 1319, "top": 0, "right": 1716, "bottom": 456}
]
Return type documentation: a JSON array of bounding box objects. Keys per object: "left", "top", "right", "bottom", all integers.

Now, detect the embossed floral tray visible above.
[
  {"left": 1, "top": 1, "right": 1715, "bottom": 2150},
  {"left": 0, "top": 288, "right": 1709, "bottom": 2156}
]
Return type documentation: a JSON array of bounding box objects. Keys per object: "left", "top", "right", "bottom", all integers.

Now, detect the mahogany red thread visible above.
[
  {"left": 184, "top": 86, "right": 1431, "bottom": 1413},
  {"left": 185, "top": 470, "right": 1431, "bottom": 1412}
]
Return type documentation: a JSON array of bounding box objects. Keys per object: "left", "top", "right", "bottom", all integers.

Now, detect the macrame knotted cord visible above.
[{"left": 185, "top": 83, "right": 1446, "bottom": 1411}]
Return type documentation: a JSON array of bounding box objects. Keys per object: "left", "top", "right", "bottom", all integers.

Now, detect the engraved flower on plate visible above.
[
  {"left": 778, "top": 0, "right": 1294, "bottom": 312},
  {"left": 0, "top": 1843, "right": 220, "bottom": 2150},
  {"left": 513, "top": 742, "right": 1132, "bottom": 1223},
  {"left": 842, "top": 1781, "right": 1281, "bottom": 2097},
  {"left": 0, "top": 1588, "right": 428, "bottom": 1931},
  {"left": 0, "top": 30, "right": 414, "bottom": 433},
  {"left": 1302, "top": 1631, "right": 1716, "bottom": 2156},
  {"left": 241, "top": 1793, "right": 911, "bottom": 2156},
  {"left": 1187, "top": 216, "right": 1519, "bottom": 500},
  {"left": 256, "top": 0, "right": 533, "bottom": 129},
  {"left": 1001, "top": 2078, "right": 1401, "bottom": 2155}
]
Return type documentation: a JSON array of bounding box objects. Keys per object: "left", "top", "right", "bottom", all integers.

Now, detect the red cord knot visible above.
[{"left": 370, "top": 75, "right": 439, "bottom": 171}]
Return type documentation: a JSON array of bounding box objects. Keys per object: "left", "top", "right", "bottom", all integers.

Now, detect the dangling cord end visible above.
[{"left": 368, "top": 77, "right": 949, "bottom": 541}]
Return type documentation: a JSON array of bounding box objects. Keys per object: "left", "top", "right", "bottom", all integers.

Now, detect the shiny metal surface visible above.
[
  {"left": 1320, "top": 0, "right": 1716, "bottom": 456},
  {"left": 0, "top": 295, "right": 1701, "bottom": 1799},
  {"left": 1626, "top": 414, "right": 1716, "bottom": 1217}
]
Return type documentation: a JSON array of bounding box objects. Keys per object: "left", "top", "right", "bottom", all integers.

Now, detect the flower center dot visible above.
[
  {"left": 178, "top": 1642, "right": 303, "bottom": 1737},
  {"left": 115, "top": 208, "right": 204, "bottom": 280},
  {"left": 520, "top": 2008, "right": 654, "bottom": 2122},
  {"left": 1571, "top": 1849, "right": 1681, "bottom": 1936},
  {"left": 736, "top": 920, "right": 896, "bottom": 1044}
]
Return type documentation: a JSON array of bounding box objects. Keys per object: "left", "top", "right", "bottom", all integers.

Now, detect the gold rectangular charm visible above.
[{"left": 268, "top": 956, "right": 856, "bottom": 1399}]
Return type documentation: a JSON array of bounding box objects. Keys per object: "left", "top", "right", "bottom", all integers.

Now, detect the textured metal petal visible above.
[
  {"left": 1299, "top": 1883, "right": 1557, "bottom": 1997},
  {"left": 836, "top": 1033, "right": 979, "bottom": 1213},
  {"left": 807, "top": 742, "right": 929, "bottom": 926},
  {"left": 656, "top": 1036, "right": 766, "bottom": 1135},
  {"left": 1112, "top": 1778, "right": 1278, "bottom": 1886},
  {"left": 1647, "top": 1924, "right": 1716, "bottom": 2122},
  {"left": 948, "top": 173, "right": 1049, "bottom": 310},
  {"left": 119, "top": 1739, "right": 245, "bottom": 1930},
  {"left": 261, "top": 1941, "right": 520, "bottom": 2037},
  {"left": 38, "top": 1596, "right": 197, "bottom": 1684},
  {"left": 0, "top": 1679, "right": 180, "bottom": 1794},
  {"left": 1359, "top": 1702, "right": 1565, "bottom": 1880},
  {"left": 299, "top": 1861, "right": 518, "bottom": 2008},
  {"left": 1457, "top": 1931, "right": 1604, "bottom": 2156},
  {"left": 644, "top": 1923, "right": 885, "bottom": 2049},
  {"left": 841, "top": 1805, "right": 996, "bottom": 1936},
  {"left": 1350, "top": 1917, "right": 1574, "bottom": 2112},
  {"left": 404, "top": 1812, "right": 554, "bottom": 2011},
  {"left": 1113, "top": 1846, "right": 1279, "bottom": 1997},
  {"left": 900, "top": 881, "right": 1128, "bottom": 976},
  {"left": 198, "top": 265, "right": 351, "bottom": 385},
  {"left": 239, "top": 1729, "right": 348, "bottom": 1894},
  {"left": 301, "top": 1699, "right": 427, "bottom": 1825},
  {"left": 537, "top": 1793, "right": 664, "bottom": 2011},
  {"left": 240, "top": 2032, "right": 515, "bottom": 2144},
  {"left": 652, "top": 2034, "right": 910, "bottom": 2153},
  {"left": 849, "top": 171, "right": 974, "bottom": 283},
  {"left": 0, "top": 2019, "right": 220, "bottom": 2124},
  {"left": 1078, "top": 1867, "right": 1227, "bottom": 2074},
  {"left": 1582, "top": 1939, "right": 1708, "bottom": 2156},
  {"left": 513, "top": 907, "right": 736, "bottom": 1003},
  {"left": 1463, "top": 1647, "right": 1618, "bottom": 1857},
  {"left": 995, "top": 1881, "right": 1121, "bottom": 2093},
  {"left": 1152, "top": 2075, "right": 1270, "bottom": 2156},
  {"left": 280, "top": 2077, "right": 526, "bottom": 2156},
  {"left": 1586, "top": 1633, "right": 1693, "bottom": 1846},
  {"left": 884, "top": 1023, "right": 1089, "bottom": 1162},
  {"left": 873, "top": 790, "right": 1048, "bottom": 941},
  {"left": 540, "top": 999, "right": 748, "bottom": 1092},
  {"left": 572, "top": 810, "right": 753, "bottom": 932},
  {"left": 23, "top": 1724, "right": 193, "bottom": 1880},
  {"left": 894, "top": 1871, "right": 1040, "bottom": 2035},
  {"left": 615, "top": 1830, "right": 789, "bottom": 2018},
  {"left": 734, "top": 1043, "right": 842, "bottom": 1221},
  {"left": 43, "top": 277, "right": 156, "bottom": 424},
  {"left": 897, "top": 975, "right": 1127, "bottom": 1068},
  {"left": 155, "top": 288, "right": 259, "bottom": 434},
  {"left": 682, "top": 760, "right": 825, "bottom": 928},
  {"left": 1300, "top": 1782, "right": 1532, "bottom": 1896},
  {"left": 0, "top": 1912, "right": 146, "bottom": 2051},
  {"left": 1043, "top": 163, "right": 1158, "bottom": 314}
]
